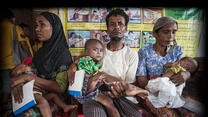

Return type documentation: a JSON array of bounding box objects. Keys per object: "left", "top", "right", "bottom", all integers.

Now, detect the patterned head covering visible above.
[
  {"left": 153, "top": 16, "right": 178, "bottom": 33},
  {"left": 32, "top": 12, "right": 73, "bottom": 79}
]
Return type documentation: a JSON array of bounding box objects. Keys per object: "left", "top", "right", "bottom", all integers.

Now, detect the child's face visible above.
[{"left": 86, "top": 42, "right": 104, "bottom": 61}]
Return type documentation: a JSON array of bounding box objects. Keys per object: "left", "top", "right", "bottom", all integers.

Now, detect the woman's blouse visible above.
[
  {"left": 55, "top": 71, "right": 68, "bottom": 92},
  {"left": 136, "top": 44, "right": 183, "bottom": 78}
]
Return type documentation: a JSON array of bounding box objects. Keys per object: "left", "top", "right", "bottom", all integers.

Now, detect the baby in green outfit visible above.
[{"left": 74, "top": 39, "right": 149, "bottom": 117}]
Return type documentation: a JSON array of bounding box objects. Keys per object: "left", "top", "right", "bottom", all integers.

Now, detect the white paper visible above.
[
  {"left": 12, "top": 80, "right": 36, "bottom": 116},
  {"left": 68, "top": 70, "right": 85, "bottom": 96}
]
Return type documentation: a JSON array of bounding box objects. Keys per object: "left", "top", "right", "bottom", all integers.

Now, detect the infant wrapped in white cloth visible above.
[{"left": 145, "top": 77, "right": 185, "bottom": 108}]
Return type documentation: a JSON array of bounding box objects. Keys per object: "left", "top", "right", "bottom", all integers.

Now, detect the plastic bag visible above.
[{"left": 145, "top": 77, "right": 185, "bottom": 108}]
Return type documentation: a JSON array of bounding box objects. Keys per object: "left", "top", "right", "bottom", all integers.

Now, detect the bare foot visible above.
[
  {"left": 63, "top": 105, "right": 78, "bottom": 112},
  {"left": 125, "top": 84, "right": 149, "bottom": 99}
]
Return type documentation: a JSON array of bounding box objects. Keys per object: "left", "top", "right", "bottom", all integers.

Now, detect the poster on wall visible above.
[
  {"left": 67, "top": 8, "right": 90, "bottom": 22},
  {"left": 124, "top": 31, "right": 141, "bottom": 48},
  {"left": 61, "top": 7, "right": 203, "bottom": 57},
  {"left": 91, "top": 8, "right": 112, "bottom": 23},
  {"left": 165, "top": 8, "right": 203, "bottom": 57},
  {"left": 91, "top": 30, "right": 110, "bottom": 44},
  {"left": 68, "top": 30, "right": 90, "bottom": 48},
  {"left": 142, "top": 31, "right": 156, "bottom": 47},
  {"left": 122, "top": 8, "right": 141, "bottom": 24},
  {"left": 142, "top": 8, "right": 163, "bottom": 24}
]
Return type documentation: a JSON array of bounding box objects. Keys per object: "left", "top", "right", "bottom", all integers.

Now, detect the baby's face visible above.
[
  {"left": 87, "top": 42, "right": 104, "bottom": 61},
  {"left": 24, "top": 65, "right": 32, "bottom": 71},
  {"left": 15, "top": 64, "right": 32, "bottom": 75},
  {"left": 180, "top": 59, "right": 193, "bottom": 72}
]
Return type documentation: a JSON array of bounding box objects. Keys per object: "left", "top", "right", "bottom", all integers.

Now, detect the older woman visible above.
[
  {"left": 10, "top": 12, "right": 74, "bottom": 117},
  {"left": 136, "top": 16, "right": 198, "bottom": 117}
]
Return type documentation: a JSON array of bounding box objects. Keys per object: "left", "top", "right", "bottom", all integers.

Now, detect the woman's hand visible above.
[
  {"left": 11, "top": 74, "right": 35, "bottom": 103},
  {"left": 12, "top": 83, "right": 24, "bottom": 103},
  {"left": 68, "top": 62, "right": 78, "bottom": 85},
  {"left": 10, "top": 74, "right": 34, "bottom": 88},
  {"left": 170, "top": 71, "right": 190, "bottom": 86}
]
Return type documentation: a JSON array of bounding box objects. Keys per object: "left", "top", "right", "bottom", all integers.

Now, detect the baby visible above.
[
  {"left": 146, "top": 57, "right": 198, "bottom": 108},
  {"left": 11, "top": 63, "right": 77, "bottom": 117},
  {"left": 73, "top": 39, "right": 149, "bottom": 117}
]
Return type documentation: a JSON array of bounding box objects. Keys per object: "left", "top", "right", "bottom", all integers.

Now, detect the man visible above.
[
  {"left": 0, "top": 9, "right": 31, "bottom": 114},
  {"left": 68, "top": 9, "right": 148, "bottom": 117},
  {"left": 0, "top": 9, "right": 17, "bottom": 114}
]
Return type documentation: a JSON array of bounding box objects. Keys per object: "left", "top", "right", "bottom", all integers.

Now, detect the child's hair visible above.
[
  {"left": 84, "top": 39, "right": 104, "bottom": 51},
  {"left": 181, "top": 57, "right": 199, "bottom": 74}
]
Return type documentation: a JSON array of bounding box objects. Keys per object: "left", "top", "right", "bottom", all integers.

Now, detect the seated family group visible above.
[{"left": 4, "top": 9, "right": 200, "bottom": 117}]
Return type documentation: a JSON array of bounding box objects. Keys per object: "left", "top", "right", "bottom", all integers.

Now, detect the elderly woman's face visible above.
[
  {"left": 35, "top": 15, "right": 53, "bottom": 41},
  {"left": 154, "top": 23, "right": 177, "bottom": 47}
]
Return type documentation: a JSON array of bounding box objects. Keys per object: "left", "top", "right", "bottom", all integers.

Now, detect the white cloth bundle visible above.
[{"left": 145, "top": 77, "right": 185, "bottom": 108}]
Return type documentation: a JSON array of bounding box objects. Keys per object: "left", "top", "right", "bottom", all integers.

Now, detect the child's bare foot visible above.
[
  {"left": 63, "top": 105, "right": 78, "bottom": 112},
  {"left": 125, "top": 84, "right": 149, "bottom": 99}
]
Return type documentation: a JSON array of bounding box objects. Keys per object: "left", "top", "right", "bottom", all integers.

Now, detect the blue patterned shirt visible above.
[{"left": 136, "top": 44, "right": 183, "bottom": 77}]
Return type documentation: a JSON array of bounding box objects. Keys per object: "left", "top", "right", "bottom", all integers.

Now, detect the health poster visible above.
[{"left": 59, "top": 7, "right": 203, "bottom": 57}]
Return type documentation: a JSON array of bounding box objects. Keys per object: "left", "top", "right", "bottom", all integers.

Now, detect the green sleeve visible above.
[{"left": 55, "top": 71, "right": 68, "bottom": 92}]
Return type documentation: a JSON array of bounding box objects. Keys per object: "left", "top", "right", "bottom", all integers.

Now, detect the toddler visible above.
[{"left": 73, "top": 39, "right": 149, "bottom": 117}]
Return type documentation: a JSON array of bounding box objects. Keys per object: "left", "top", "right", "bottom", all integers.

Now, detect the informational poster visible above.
[{"left": 59, "top": 7, "right": 203, "bottom": 57}]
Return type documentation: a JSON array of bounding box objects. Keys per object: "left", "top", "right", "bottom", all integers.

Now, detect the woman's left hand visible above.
[
  {"left": 10, "top": 74, "right": 33, "bottom": 88},
  {"left": 12, "top": 83, "right": 24, "bottom": 103},
  {"left": 170, "top": 71, "right": 191, "bottom": 86}
]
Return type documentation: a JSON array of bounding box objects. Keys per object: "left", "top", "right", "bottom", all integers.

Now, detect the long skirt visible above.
[
  {"left": 140, "top": 98, "right": 200, "bottom": 117},
  {"left": 83, "top": 97, "right": 142, "bottom": 117}
]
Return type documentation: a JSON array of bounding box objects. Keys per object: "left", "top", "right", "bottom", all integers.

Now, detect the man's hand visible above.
[
  {"left": 103, "top": 78, "right": 126, "bottom": 98},
  {"left": 87, "top": 72, "right": 105, "bottom": 93}
]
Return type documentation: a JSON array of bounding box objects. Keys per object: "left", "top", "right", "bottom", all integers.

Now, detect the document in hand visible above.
[
  {"left": 12, "top": 80, "right": 36, "bottom": 116},
  {"left": 67, "top": 69, "right": 85, "bottom": 96}
]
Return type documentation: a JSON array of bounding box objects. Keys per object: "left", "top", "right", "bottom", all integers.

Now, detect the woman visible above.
[
  {"left": 10, "top": 12, "right": 75, "bottom": 117},
  {"left": 136, "top": 16, "right": 198, "bottom": 117}
]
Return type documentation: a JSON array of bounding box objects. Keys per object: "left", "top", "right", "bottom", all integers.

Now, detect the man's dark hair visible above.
[{"left": 106, "top": 9, "right": 129, "bottom": 27}]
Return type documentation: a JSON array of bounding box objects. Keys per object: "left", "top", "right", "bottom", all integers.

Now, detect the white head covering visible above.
[
  {"left": 153, "top": 16, "right": 178, "bottom": 33},
  {"left": 153, "top": 16, "right": 178, "bottom": 52}
]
